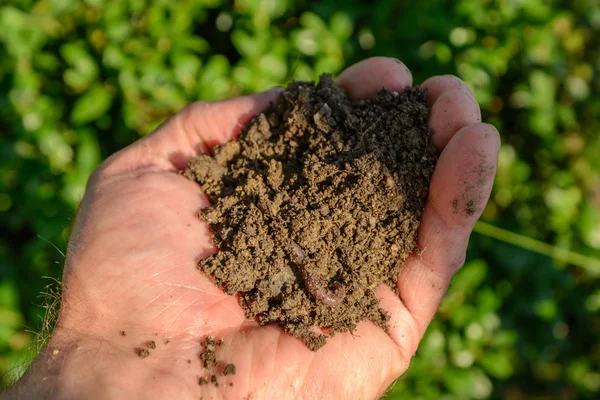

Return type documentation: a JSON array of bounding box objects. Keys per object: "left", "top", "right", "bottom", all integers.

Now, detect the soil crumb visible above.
[
  {"left": 466, "top": 199, "right": 476, "bottom": 216},
  {"left": 223, "top": 364, "right": 236, "bottom": 376},
  {"left": 199, "top": 336, "right": 222, "bottom": 368},
  {"left": 199, "top": 377, "right": 208, "bottom": 386},
  {"left": 146, "top": 341, "right": 156, "bottom": 349},
  {"left": 138, "top": 349, "right": 150, "bottom": 358},
  {"left": 184, "top": 74, "right": 437, "bottom": 350}
]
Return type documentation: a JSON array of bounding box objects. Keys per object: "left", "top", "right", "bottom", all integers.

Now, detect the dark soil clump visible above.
[
  {"left": 184, "top": 74, "right": 437, "bottom": 350},
  {"left": 223, "top": 364, "right": 236, "bottom": 375},
  {"left": 199, "top": 336, "right": 221, "bottom": 368},
  {"left": 137, "top": 349, "right": 150, "bottom": 358}
]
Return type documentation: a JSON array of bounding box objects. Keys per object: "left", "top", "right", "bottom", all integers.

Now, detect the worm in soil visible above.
[{"left": 289, "top": 241, "right": 346, "bottom": 307}]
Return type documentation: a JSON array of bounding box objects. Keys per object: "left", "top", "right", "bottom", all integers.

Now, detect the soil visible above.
[
  {"left": 137, "top": 349, "right": 150, "bottom": 358},
  {"left": 223, "top": 364, "right": 236, "bottom": 375},
  {"left": 184, "top": 74, "right": 437, "bottom": 350},
  {"left": 198, "top": 335, "right": 236, "bottom": 386},
  {"left": 199, "top": 336, "right": 221, "bottom": 368}
]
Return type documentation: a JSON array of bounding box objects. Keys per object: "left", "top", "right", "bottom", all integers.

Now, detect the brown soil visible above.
[
  {"left": 223, "top": 364, "right": 236, "bottom": 375},
  {"left": 199, "top": 336, "right": 221, "bottom": 368},
  {"left": 137, "top": 349, "right": 150, "bottom": 358},
  {"left": 184, "top": 74, "right": 437, "bottom": 350}
]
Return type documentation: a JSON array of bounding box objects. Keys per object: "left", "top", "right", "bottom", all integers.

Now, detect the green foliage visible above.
[{"left": 0, "top": 0, "right": 599, "bottom": 397}]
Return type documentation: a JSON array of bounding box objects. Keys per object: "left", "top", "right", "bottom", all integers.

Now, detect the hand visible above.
[{"left": 3, "top": 57, "right": 499, "bottom": 400}]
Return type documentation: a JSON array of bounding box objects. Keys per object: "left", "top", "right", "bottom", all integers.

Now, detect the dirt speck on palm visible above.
[
  {"left": 184, "top": 74, "right": 437, "bottom": 350},
  {"left": 199, "top": 336, "right": 221, "bottom": 368}
]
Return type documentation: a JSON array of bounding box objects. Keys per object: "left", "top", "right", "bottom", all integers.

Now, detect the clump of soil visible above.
[
  {"left": 184, "top": 74, "right": 437, "bottom": 350},
  {"left": 136, "top": 340, "right": 158, "bottom": 358},
  {"left": 198, "top": 336, "right": 235, "bottom": 386},
  {"left": 199, "top": 336, "right": 222, "bottom": 368},
  {"left": 137, "top": 349, "right": 150, "bottom": 358},
  {"left": 223, "top": 364, "right": 236, "bottom": 376}
]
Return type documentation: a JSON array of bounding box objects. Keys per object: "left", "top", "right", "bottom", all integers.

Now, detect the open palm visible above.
[{"left": 14, "top": 57, "right": 498, "bottom": 400}]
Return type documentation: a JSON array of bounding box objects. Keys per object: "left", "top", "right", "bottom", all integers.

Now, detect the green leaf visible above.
[
  {"left": 443, "top": 368, "right": 493, "bottom": 399},
  {"left": 534, "top": 298, "right": 558, "bottom": 320},
  {"left": 451, "top": 259, "right": 488, "bottom": 292},
  {"left": 0, "top": 309, "right": 23, "bottom": 329},
  {"left": 479, "top": 351, "right": 514, "bottom": 379},
  {"left": 330, "top": 12, "right": 353, "bottom": 41},
  {"left": 70, "top": 85, "right": 114, "bottom": 126},
  {"left": 0, "top": 280, "right": 19, "bottom": 311},
  {"left": 77, "top": 129, "right": 101, "bottom": 175}
]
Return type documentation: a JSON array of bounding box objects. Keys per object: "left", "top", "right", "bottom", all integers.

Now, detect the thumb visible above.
[{"left": 103, "top": 89, "right": 282, "bottom": 174}]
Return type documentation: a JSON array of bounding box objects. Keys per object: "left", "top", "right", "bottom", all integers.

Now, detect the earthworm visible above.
[{"left": 289, "top": 241, "right": 346, "bottom": 307}]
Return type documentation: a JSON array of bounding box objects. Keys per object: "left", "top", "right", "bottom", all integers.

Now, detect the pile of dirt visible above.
[{"left": 184, "top": 74, "right": 438, "bottom": 350}]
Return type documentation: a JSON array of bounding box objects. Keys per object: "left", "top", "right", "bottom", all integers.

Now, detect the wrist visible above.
[
  {"left": 4, "top": 332, "right": 130, "bottom": 399},
  {"left": 5, "top": 327, "right": 214, "bottom": 400}
]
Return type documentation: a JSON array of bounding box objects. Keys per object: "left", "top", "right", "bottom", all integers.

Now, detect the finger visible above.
[
  {"left": 397, "top": 123, "right": 500, "bottom": 337},
  {"left": 107, "top": 89, "right": 282, "bottom": 172},
  {"left": 421, "top": 75, "right": 474, "bottom": 105},
  {"left": 428, "top": 90, "right": 481, "bottom": 150},
  {"left": 336, "top": 57, "right": 413, "bottom": 100}
]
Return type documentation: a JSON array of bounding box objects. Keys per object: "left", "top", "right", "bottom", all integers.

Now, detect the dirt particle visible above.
[
  {"left": 165, "top": 339, "right": 170, "bottom": 345},
  {"left": 223, "top": 364, "right": 236, "bottom": 376},
  {"left": 211, "top": 375, "right": 217, "bottom": 383},
  {"left": 185, "top": 74, "right": 437, "bottom": 350},
  {"left": 199, "top": 377, "right": 208, "bottom": 386},
  {"left": 229, "top": 382, "right": 234, "bottom": 387},
  {"left": 120, "top": 331, "right": 127, "bottom": 336},
  {"left": 146, "top": 341, "right": 156, "bottom": 349},
  {"left": 199, "top": 336, "right": 219, "bottom": 368},
  {"left": 138, "top": 349, "right": 150, "bottom": 358},
  {"left": 466, "top": 199, "right": 476, "bottom": 216}
]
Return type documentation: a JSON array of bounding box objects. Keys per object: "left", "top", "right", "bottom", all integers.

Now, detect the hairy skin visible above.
[{"left": 1, "top": 58, "right": 499, "bottom": 400}]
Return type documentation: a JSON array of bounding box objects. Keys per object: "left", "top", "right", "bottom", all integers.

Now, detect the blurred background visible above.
[{"left": 0, "top": 0, "right": 599, "bottom": 398}]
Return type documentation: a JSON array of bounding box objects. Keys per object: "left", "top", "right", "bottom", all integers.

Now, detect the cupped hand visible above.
[{"left": 7, "top": 57, "right": 499, "bottom": 400}]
